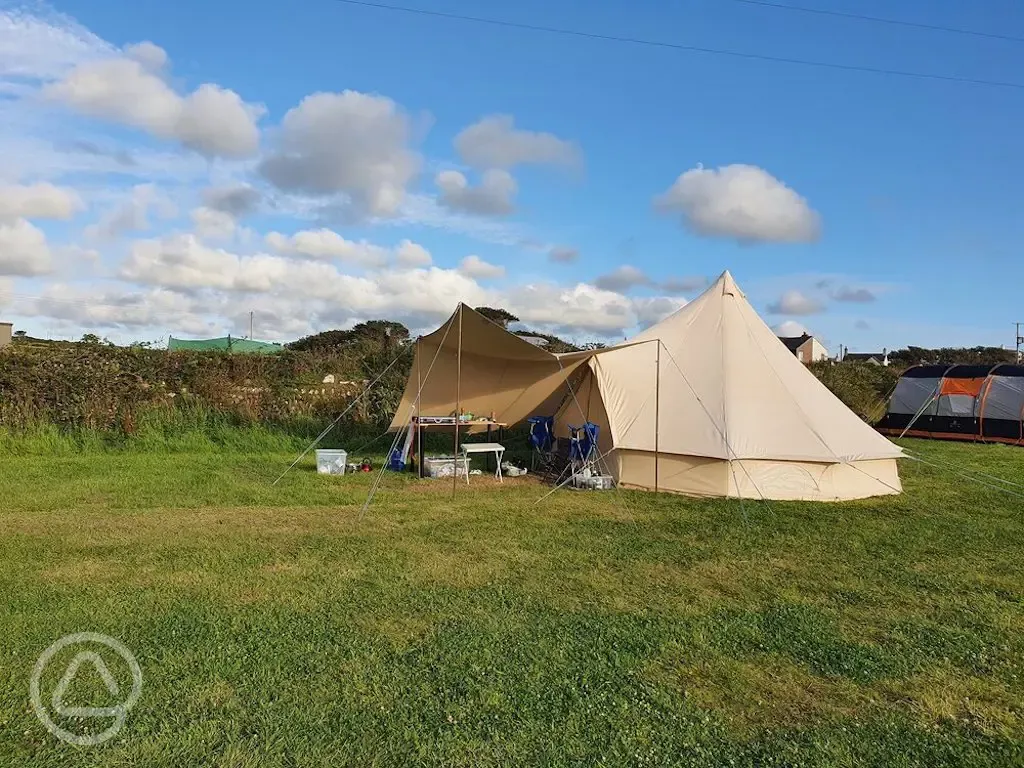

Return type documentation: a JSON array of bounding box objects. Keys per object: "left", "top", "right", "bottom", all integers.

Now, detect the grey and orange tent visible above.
[
  {"left": 390, "top": 271, "right": 904, "bottom": 501},
  {"left": 877, "top": 364, "right": 1024, "bottom": 444}
]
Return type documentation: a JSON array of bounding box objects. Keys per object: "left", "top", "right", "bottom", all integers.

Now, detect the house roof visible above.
[
  {"left": 844, "top": 352, "right": 884, "bottom": 361},
  {"left": 778, "top": 333, "right": 812, "bottom": 353}
]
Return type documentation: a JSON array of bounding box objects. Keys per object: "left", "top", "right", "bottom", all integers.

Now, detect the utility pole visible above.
[{"left": 249, "top": 310, "right": 254, "bottom": 340}]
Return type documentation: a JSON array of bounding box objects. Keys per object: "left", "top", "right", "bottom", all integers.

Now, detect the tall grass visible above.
[{"left": 0, "top": 403, "right": 388, "bottom": 456}]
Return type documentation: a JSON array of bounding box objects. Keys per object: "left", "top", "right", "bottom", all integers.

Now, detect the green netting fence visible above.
[{"left": 167, "top": 336, "right": 285, "bottom": 354}]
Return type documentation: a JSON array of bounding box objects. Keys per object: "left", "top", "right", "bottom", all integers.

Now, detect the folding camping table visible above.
[
  {"left": 410, "top": 417, "right": 506, "bottom": 477},
  {"left": 460, "top": 442, "right": 505, "bottom": 484}
]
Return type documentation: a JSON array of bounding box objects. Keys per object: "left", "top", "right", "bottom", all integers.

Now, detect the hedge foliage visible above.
[
  {"left": 808, "top": 360, "right": 901, "bottom": 422},
  {"left": 0, "top": 337, "right": 902, "bottom": 441},
  {"left": 0, "top": 338, "right": 412, "bottom": 435}
]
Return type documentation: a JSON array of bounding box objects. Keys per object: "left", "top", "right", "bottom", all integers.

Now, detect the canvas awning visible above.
[{"left": 388, "top": 305, "right": 594, "bottom": 431}]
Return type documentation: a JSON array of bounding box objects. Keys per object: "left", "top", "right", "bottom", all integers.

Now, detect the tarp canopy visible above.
[
  {"left": 390, "top": 271, "right": 904, "bottom": 500},
  {"left": 389, "top": 306, "right": 591, "bottom": 431}
]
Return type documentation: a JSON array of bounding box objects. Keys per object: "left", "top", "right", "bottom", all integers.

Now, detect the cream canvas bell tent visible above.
[{"left": 390, "top": 271, "right": 903, "bottom": 501}]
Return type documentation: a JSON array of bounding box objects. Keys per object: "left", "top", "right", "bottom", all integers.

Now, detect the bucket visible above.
[{"left": 315, "top": 449, "right": 347, "bottom": 475}]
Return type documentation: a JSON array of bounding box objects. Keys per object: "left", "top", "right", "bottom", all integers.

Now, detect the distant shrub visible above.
[{"left": 809, "top": 361, "right": 900, "bottom": 422}]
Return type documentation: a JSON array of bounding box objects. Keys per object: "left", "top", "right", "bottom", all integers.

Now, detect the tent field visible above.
[{"left": 0, "top": 438, "right": 1021, "bottom": 767}]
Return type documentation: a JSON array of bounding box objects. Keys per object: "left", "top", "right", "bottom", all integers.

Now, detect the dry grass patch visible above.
[
  {"left": 879, "top": 664, "right": 1023, "bottom": 738},
  {"left": 652, "top": 650, "right": 870, "bottom": 731}
]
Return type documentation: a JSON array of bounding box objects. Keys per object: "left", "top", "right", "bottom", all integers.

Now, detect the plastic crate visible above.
[
  {"left": 315, "top": 449, "right": 347, "bottom": 475},
  {"left": 572, "top": 472, "right": 613, "bottom": 490},
  {"left": 424, "top": 456, "right": 470, "bottom": 478}
]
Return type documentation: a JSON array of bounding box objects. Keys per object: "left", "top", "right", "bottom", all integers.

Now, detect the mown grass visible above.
[{"left": 0, "top": 438, "right": 1021, "bottom": 766}]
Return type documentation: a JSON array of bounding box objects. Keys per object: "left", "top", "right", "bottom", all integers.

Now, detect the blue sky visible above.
[{"left": 1, "top": 0, "right": 1023, "bottom": 351}]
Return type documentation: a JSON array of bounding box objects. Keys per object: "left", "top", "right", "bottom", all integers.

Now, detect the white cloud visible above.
[
  {"left": 265, "top": 228, "right": 390, "bottom": 267},
  {"left": 0, "top": 182, "right": 82, "bottom": 220},
  {"left": 458, "top": 255, "right": 505, "bottom": 280},
  {"left": 395, "top": 239, "right": 432, "bottom": 268},
  {"left": 455, "top": 115, "right": 580, "bottom": 170},
  {"left": 359, "top": 267, "right": 489, "bottom": 328},
  {"left": 13, "top": 283, "right": 216, "bottom": 336},
  {"left": 767, "top": 289, "right": 824, "bottom": 315},
  {"left": 548, "top": 246, "right": 578, "bottom": 264},
  {"left": 436, "top": 169, "right": 516, "bottom": 216},
  {"left": 593, "top": 265, "right": 651, "bottom": 292},
  {"left": 661, "top": 275, "right": 707, "bottom": 294},
  {"left": 0, "top": 218, "right": 52, "bottom": 275},
  {"left": 0, "top": 4, "right": 113, "bottom": 82},
  {"left": 202, "top": 184, "right": 261, "bottom": 217},
  {"left": 505, "top": 283, "right": 649, "bottom": 337},
  {"left": 630, "top": 296, "right": 688, "bottom": 327},
  {"left": 189, "top": 184, "right": 261, "bottom": 241},
  {"left": 832, "top": 285, "right": 877, "bottom": 303},
  {"left": 259, "top": 90, "right": 419, "bottom": 216},
  {"left": 774, "top": 320, "right": 811, "bottom": 337},
  {"left": 176, "top": 84, "right": 263, "bottom": 157},
  {"left": 68, "top": 139, "right": 136, "bottom": 167},
  {"left": 123, "top": 41, "right": 166, "bottom": 71},
  {"left": 85, "top": 184, "right": 177, "bottom": 241},
  {"left": 121, "top": 234, "right": 240, "bottom": 291},
  {"left": 632, "top": 296, "right": 686, "bottom": 328},
  {"left": 0, "top": 133, "right": 211, "bottom": 186},
  {"left": 191, "top": 207, "right": 236, "bottom": 240},
  {"left": 45, "top": 42, "right": 263, "bottom": 158},
  {"left": 385, "top": 192, "right": 527, "bottom": 248},
  {"left": 654, "top": 164, "right": 820, "bottom": 243},
  {"left": 120, "top": 233, "right": 490, "bottom": 333}
]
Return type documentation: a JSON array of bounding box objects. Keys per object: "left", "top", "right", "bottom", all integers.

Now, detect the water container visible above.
[{"left": 315, "top": 449, "right": 347, "bottom": 475}]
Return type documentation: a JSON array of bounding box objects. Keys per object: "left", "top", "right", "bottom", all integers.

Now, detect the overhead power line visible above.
[
  {"left": 728, "top": 0, "right": 1024, "bottom": 45},
  {"left": 331, "top": 0, "right": 1024, "bottom": 90}
]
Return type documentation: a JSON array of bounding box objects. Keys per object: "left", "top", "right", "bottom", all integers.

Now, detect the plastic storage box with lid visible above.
[
  {"left": 315, "top": 449, "right": 347, "bottom": 475},
  {"left": 423, "top": 455, "right": 470, "bottom": 478},
  {"left": 572, "top": 472, "right": 613, "bottom": 490}
]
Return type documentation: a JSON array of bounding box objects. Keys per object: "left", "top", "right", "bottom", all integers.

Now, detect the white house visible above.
[{"left": 778, "top": 332, "right": 829, "bottom": 364}]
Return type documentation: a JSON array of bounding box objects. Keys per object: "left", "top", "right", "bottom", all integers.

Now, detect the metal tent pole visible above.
[
  {"left": 453, "top": 305, "right": 463, "bottom": 497},
  {"left": 415, "top": 337, "right": 422, "bottom": 477},
  {"left": 655, "top": 339, "right": 661, "bottom": 493}
]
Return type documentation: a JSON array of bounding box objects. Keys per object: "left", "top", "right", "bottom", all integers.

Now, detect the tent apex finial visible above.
[{"left": 716, "top": 269, "right": 741, "bottom": 296}]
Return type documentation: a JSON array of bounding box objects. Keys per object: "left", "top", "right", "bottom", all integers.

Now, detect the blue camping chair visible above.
[
  {"left": 527, "top": 416, "right": 555, "bottom": 469},
  {"left": 568, "top": 422, "right": 599, "bottom": 466}
]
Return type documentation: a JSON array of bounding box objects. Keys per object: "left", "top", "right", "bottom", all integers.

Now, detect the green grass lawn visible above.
[{"left": 0, "top": 438, "right": 1022, "bottom": 766}]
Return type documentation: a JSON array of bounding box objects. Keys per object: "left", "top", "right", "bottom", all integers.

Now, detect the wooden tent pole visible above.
[
  {"left": 655, "top": 339, "right": 660, "bottom": 493},
  {"left": 453, "top": 305, "right": 463, "bottom": 497}
]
